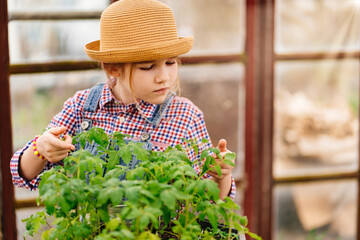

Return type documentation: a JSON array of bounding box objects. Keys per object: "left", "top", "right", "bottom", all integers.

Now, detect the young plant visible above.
[{"left": 23, "top": 127, "right": 261, "bottom": 240}]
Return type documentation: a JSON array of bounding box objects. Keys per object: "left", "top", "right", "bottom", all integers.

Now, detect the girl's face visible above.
[{"left": 116, "top": 57, "right": 178, "bottom": 105}]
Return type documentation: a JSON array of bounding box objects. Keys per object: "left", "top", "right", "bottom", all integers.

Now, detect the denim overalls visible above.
[{"left": 74, "top": 83, "right": 174, "bottom": 180}]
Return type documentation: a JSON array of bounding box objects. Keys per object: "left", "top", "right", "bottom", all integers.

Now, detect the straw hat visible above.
[{"left": 84, "top": 0, "right": 193, "bottom": 63}]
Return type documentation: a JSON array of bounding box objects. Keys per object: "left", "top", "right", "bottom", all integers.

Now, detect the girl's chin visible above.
[{"left": 145, "top": 95, "right": 168, "bottom": 105}]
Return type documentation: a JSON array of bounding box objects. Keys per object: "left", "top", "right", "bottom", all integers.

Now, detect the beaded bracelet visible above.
[{"left": 32, "top": 136, "right": 47, "bottom": 161}]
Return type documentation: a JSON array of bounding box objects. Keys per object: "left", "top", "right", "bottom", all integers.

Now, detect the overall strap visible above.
[
  {"left": 80, "top": 83, "right": 105, "bottom": 131},
  {"left": 84, "top": 83, "right": 105, "bottom": 112},
  {"left": 138, "top": 93, "right": 175, "bottom": 150},
  {"left": 149, "top": 92, "right": 175, "bottom": 127}
]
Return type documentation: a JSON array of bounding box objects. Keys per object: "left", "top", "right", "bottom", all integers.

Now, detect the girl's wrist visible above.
[{"left": 32, "top": 136, "right": 47, "bottom": 162}]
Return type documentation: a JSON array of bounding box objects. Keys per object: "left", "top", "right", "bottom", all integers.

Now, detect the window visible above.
[{"left": 1, "top": 0, "right": 359, "bottom": 239}]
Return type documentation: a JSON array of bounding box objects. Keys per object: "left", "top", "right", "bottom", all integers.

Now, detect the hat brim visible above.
[{"left": 84, "top": 36, "right": 193, "bottom": 63}]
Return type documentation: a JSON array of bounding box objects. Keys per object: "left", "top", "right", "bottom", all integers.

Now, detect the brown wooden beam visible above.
[
  {"left": 181, "top": 54, "right": 245, "bottom": 65},
  {"left": 0, "top": 0, "right": 17, "bottom": 239},
  {"left": 9, "top": 54, "right": 246, "bottom": 74},
  {"left": 274, "top": 172, "right": 358, "bottom": 184},
  {"left": 9, "top": 61, "right": 101, "bottom": 74},
  {"left": 8, "top": 11, "right": 102, "bottom": 21},
  {"left": 14, "top": 199, "right": 41, "bottom": 209},
  {"left": 276, "top": 51, "right": 360, "bottom": 61}
]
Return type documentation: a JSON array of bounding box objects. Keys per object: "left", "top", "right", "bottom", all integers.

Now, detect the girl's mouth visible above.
[{"left": 154, "top": 88, "right": 169, "bottom": 94}]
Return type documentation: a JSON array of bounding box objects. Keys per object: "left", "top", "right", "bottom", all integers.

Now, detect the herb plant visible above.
[{"left": 23, "top": 127, "right": 261, "bottom": 240}]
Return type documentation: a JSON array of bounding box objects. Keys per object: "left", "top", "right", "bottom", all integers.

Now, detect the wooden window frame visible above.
[
  {"left": 245, "top": 0, "right": 360, "bottom": 239},
  {"left": 1, "top": 0, "right": 359, "bottom": 239}
]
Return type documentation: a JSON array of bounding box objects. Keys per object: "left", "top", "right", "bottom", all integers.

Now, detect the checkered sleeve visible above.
[
  {"left": 184, "top": 107, "right": 236, "bottom": 200},
  {"left": 10, "top": 139, "right": 57, "bottom": 190},
  {"left": 10, "top": 91, "right": 84, "bottom": 190}
]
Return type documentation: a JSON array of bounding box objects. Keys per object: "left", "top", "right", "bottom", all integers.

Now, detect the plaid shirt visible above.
[{"left": 10, "top": 84, "right": 236, "bottom": 199}]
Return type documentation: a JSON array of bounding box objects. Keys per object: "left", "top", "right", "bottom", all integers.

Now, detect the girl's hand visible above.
[
  {"left": 36, "top": 126, "right": 75, "bottom": 163},
  {"left": 207, "top": 139, "right": 235, "bottom": 182}
]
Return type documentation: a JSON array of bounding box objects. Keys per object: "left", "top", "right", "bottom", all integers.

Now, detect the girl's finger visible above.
[
  {"left": 47, "top": 153, "right": 70, "bottom": 163},
  {"left": 48, "top": 126, "right": 67, "bottom": 136},
  {"left": 48, "top": 136, "right": 75, "bottom": 151},
  {"left": 217, "top": 139, "right": 228, "bottom": 152},
  {"left": 64, "top": 134, "right": 75, "bottom": 151}
]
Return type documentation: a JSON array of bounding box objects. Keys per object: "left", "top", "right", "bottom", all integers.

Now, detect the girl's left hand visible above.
[{"left": 207, "top": 139, "right": 235, "bottom": 181}]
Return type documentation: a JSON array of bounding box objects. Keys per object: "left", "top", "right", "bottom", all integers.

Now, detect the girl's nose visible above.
[{"left": 155, "top": 67, "right": 169, "bottom": 83}]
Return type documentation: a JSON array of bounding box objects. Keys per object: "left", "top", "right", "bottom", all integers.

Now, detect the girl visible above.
[{"left": 10, "top": 0, "right": 236, "bottom": 200}]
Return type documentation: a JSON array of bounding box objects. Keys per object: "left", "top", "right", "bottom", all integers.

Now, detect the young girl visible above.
[{"left": 10, "top": 0, "right": 235, "bottom": 200}]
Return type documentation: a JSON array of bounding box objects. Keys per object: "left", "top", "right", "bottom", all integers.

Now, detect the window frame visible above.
[
  {"left": 244, "top": 0, "right": 360, "bottom": 239},
  {"left": 1, "top": 0, "right": 359, "bottom": 239}
]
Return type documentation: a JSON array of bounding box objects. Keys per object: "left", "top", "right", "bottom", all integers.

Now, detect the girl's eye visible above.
[
  {"left": 166, "top": 61, "right": 176, "bottom": 66},
  {"left": 139, "top": 65, "right": 153, "bottom": 70}
]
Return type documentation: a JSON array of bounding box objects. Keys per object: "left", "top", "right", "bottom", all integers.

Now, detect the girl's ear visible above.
[{"left": 103, "top": 63, "right": 124, "bottom": 78}]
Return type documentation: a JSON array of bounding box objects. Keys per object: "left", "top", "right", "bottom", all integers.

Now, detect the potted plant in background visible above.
[{"left": 23, "top": 127, "right": 261, "bottom": 240}]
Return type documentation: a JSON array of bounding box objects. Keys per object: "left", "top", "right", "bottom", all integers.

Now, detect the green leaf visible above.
[
  {"left": 140, "top": 189, "right": 155, "bottom": 200},
  {"left": 234, "top": 221, "right": 245, "bottom": 232},
  {"left": 98, "top": 208, "right": 110, "bottom": 222},
  {"left": 106, "top": 218, "right": 120, "bottom": 231},
  {"left": 120, "top": 147, "right": 133, "bottom": 165},
  {"left": 223, "top": 159, "right": 235, "bottom": 167},
  {"left": 97, "top": 189, "right": 109, "bottom": 205},
  {"left": 172, "top": 191, "right": 192, "bottom": 201},
  {"left": 119, "top": 229, "right": 135, "bottom": 239},
  {"left": 160, "top": 190, "right": 176, "bottom": 210},
  {"left": 58, "top": 196, "right": 71, "bottom": 214},
  {"left": 138, "top": 231, "right": 160, "bottom": 240},
  {"left": 139, "top": 215, "right": 150, "bottom": 231},
  {"left": 109, "top": 187, "right": 123, "bottom": 206},
  {"left": 204, "top": 180, "right": 220, "bottom": 200},
  {"left": 200, "top": 149, "right": 209, "bottom": 161},
  {"left": 193, "top": 144, "right": 199, "bottom": 156},
  {"left": 213, "top": 165, "right": 222, "bottom": 178},
  {"left": 224, "top": 152, "right": 236, "bottom": 161},
  {"left": 247, "top": 231, "right": 262, "bottom": 240},
  {"left": 126, "top": 207, "right": 142, "bottom": 219},
  {"left": 130, "top": 142, "right": 149, "bottom": 162},
  {"left": 107, "top": 151, "right": 119, "bottom": 170},
  {"left": 208, "top": 147, "right": 220, "bottom": 155},
  {"left": 206, "top": 208, "right": 218, "bottom": 230},
  {"left": 125, "top": 186, "right": 140, "bottom": 203}
]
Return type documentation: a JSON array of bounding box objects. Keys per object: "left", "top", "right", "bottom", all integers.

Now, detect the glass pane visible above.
[
  {"left": 180, "top": 63, "right": 245, "bottom": 182},
  {"left": 274, "top": 180, "right": 357, "bottom": 240},
  {"left": 8, "top": 0, "right": 109, "bottom": 12},
  {"left": 10, "top": 70, "right": 106, "bottom": 153},
  {"left": 275, "top": 0, "right": 360, "bottom": 53},
  {"left": 9, "top": 1, "right": 246, "bottom": 64},
  {"left": 274, "top": 59, "right": 359, "bottom": 177},
  {"left": 17, "top": 207, "right": 45, "bottom": 240},
  {"left": 181, "top": 63, "right": 245, "bottom": 209},
  {"left": 152, "top": 0, "right": 245, "bottom": 55},
  {"left": 9, "top": 20, "right": 100, "bottom": 64}
]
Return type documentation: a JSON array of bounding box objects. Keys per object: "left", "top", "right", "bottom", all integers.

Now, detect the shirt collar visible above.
[{"left": 99, "top": 84, "right": 158, "bottom": 118}]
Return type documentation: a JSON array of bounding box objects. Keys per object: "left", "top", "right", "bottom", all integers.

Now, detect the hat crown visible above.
[{"left": 100, "top": 0, "right": 178, "bottom": 51}]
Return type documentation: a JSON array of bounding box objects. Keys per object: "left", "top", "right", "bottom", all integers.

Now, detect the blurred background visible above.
[{"left": 1, "top": 0, "right": 359, "bottom": 239}]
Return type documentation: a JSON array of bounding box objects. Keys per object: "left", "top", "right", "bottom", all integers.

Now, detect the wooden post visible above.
[
  {"left": 0, "top": 0, "right": 17, "bottom": 239},
  {"left": 244, "top": 0, "right": 274, "bottom": 238}
]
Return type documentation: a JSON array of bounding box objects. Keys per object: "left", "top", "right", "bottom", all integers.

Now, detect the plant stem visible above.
[{"left": 144, "top": 168, "right": 156, "bottom": 179}]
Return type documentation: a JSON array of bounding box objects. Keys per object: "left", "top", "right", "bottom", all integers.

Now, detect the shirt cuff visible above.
[{"left": 10, "top": 139, "right": 44, "bottom": 191}]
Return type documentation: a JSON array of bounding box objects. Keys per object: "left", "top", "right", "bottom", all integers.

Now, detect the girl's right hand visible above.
[{"left": 36, "top": 126, "right": 75, "bottom": 163}]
